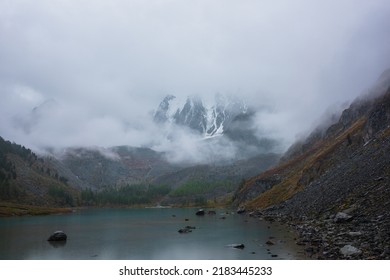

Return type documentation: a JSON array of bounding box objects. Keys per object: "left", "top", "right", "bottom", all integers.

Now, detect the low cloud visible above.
[{"left": 1, "top": 0, "right": 389, "bottom": 162}]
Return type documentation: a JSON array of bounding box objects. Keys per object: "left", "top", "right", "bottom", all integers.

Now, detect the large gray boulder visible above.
[
  {"left": 333, "top": 212, "right": 353, "bottom": 223},
  {"left": 340, "top": 245, "right": 362, "bottom": 257}
]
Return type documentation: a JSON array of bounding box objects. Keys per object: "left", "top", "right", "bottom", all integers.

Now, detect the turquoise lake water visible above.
[{"left": 0, "top": 208, "right": 302, "bottom": 260}]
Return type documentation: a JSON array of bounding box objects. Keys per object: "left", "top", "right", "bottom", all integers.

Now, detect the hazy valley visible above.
[
  {"left": 4, "top": 71, "right": 390, "bottom": 259},
  {"left": 1, "top": 1, "right": 390, "bottom": 262}
]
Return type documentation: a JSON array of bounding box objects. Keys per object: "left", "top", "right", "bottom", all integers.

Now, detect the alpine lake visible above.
[{"left": 0, "top": 207, "right": 303, "bottom": 260}]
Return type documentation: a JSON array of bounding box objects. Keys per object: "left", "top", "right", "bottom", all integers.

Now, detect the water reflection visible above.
[{"left": 48, "top": 240, "right": 67, "bottom": 248}]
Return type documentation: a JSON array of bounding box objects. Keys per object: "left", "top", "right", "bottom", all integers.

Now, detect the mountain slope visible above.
[
  {"left": 152, "top": 153, "right": 280, "bottom": 205},
  {"left": 233, "top": 72, "right": 390, "bottom": 259},
  {"left": 0, "top": 137, "right": 78, "bottom": 206},
  {"left": 54, "top": 146, "right": 179, "bottom": 189}
]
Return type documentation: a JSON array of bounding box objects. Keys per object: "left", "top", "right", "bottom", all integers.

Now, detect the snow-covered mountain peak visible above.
[{"left": 153, "top": 94, "right": 250, "bottom": 137}]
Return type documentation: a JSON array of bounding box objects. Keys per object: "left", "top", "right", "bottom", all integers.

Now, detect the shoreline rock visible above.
[{"left": 242, "top": 209, "right": 390, "bottom": 260}]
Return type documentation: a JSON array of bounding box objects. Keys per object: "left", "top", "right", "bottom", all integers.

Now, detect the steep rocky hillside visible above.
[{"left": 233, "top": 73, "right": 390, "bottom": 259}]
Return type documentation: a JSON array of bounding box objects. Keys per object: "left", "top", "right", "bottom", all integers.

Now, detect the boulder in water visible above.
[
  {"left": 178, "top": 228, "right": 192, "bottom": 234},
  {"left": 48, "top": 231, "right": 67, "bottom": 242}
]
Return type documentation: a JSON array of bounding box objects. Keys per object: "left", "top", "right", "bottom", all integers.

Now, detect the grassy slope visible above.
[{"left": 0, "top": 202, "right": 73, "bottom": 217}]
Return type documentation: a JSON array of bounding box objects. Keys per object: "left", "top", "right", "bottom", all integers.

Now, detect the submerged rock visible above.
[
  {"left": 178, "top": 228, "right": 192, "bottom": 234},
  {"left": 266, "top": 240, "right": 275, "bottom": 246},
  {"left": 178, "top": 225, "right": 196, "bottom": 233},
  {"left": 227, "top": 243, "right": 245, "bottom": 249},
  {"left": 47, "top": 231, "right": 67, "bottom": 242}
]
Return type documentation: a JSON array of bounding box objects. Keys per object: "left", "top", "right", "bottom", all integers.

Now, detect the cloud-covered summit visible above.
[{"left": 0, "top": 0, "right": 389, "bottom": 162}]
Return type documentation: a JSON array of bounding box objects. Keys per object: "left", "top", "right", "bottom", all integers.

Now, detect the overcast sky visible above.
[{"left": 1, "top": 0, "right": 390, "bottom": 158}]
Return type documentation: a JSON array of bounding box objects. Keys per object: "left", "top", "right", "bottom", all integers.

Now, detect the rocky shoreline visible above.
[{"left": 244, "top": 209, "right": 390, "bottom": 260}]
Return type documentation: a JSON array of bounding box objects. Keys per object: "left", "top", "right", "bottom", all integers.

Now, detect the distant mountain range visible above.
[{"left": 0, "top": 135, "right": 280, "bottom": 207}]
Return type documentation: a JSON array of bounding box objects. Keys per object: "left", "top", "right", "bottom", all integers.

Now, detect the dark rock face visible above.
[
  {"left": 153, "top": 95, "right": 176, "bottom": 123},
  {"left": 174, "top": 97, "right": 207, "bottom": 134},
  {"left": 47, "top": 231, "right": 67, "bottom": 241}
]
